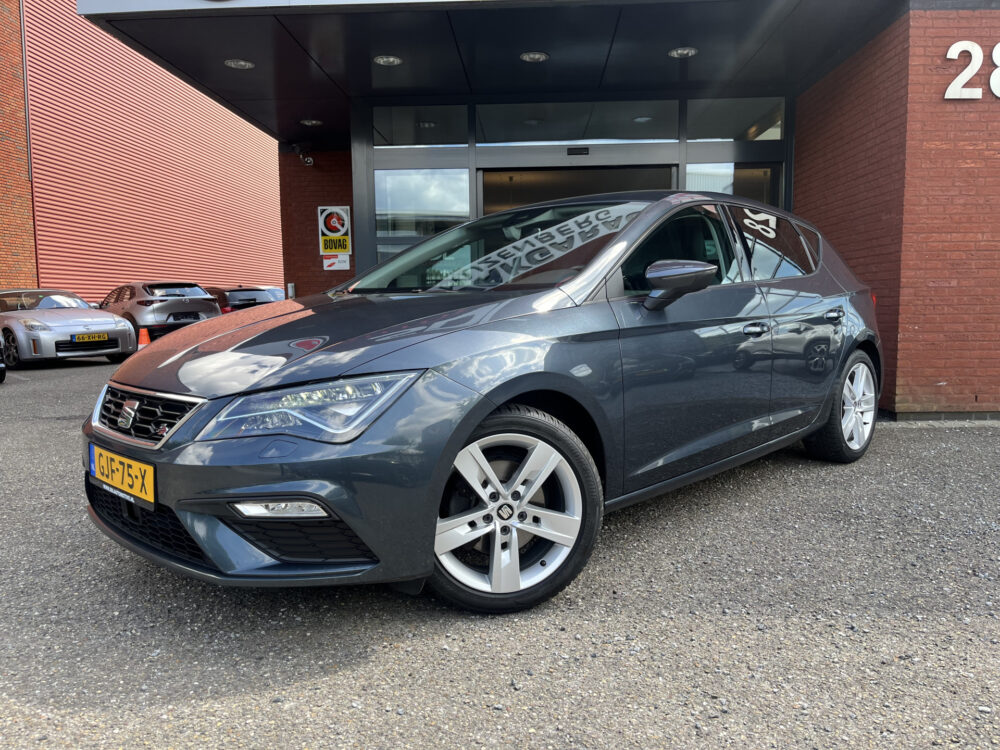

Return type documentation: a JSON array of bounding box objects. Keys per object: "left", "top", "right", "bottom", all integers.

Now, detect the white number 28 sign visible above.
[{"left": 944, "top": 41, "right": 1000, "bottom": 100}]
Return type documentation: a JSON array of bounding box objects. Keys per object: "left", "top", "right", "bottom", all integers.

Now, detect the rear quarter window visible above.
[{"left": 733, "top": 206, "right": 817, "bottom": 280}]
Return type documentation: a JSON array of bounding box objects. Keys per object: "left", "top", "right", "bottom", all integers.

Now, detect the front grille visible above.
[
  {"left": 87, "top": 481, "right": 211, "bottom": 567},
  {"left": 226, "top": 516, "right": 377, "bottom": 564},
  {"left": 56, "top": 338, "right": 116, "bottom": 353},
  {"left": 99, "top": 385, "right": 197, "bottom": 443}
]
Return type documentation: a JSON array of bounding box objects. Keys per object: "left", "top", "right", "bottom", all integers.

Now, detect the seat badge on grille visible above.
[{"left": 118, "top": 399, "right": 140, "bottom": 429}]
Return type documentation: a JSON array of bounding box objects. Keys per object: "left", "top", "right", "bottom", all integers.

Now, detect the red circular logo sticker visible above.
[{"left": 322, "top": 209, "right": 348, "bottom": 236}]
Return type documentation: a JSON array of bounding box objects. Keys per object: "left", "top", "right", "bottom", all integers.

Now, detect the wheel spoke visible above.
[
  {"left": 519, "top": 507, "right": 580, "bottom": 548},
  {"left": 489, "top": 528, "right": 521, "bottom": 593},
  {"left": 841, "top": 405, "right": 855, "bottom": 436},
  {"left": 452, "top": 443, "right": 505, "bottom": 503},
  {"left": 435, "top": 509, "right": 492, "bottom": 555},
  {"left": 507, "top": 441, "right": 563, "bottom": 505},
  {"left": 855, "top": 412, "right": 866, "bottom": 442},
  {"left": 858, "top": 393, "right": 876, "bottom": 412}
]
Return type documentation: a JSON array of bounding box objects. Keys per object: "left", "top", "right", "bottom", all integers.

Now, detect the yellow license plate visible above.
[
  {"left": 73, "top": 333, "right": 109, "bottom": 343},
  {"left": 89, "top": 445, "right": 155, "bottom": 505}
]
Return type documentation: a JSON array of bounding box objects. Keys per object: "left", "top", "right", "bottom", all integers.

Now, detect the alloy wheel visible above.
[
  {"left": 2, "top": 330, "right": 18, "bottom": 367},
  {"left": 841, "top": 362, "right": 876, "bottom": 450},
  {"left": 435, "top": 433, "right": 583, "bottom": 594}
]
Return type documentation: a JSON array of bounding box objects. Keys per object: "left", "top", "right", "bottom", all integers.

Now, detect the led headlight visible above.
[
  {"left": 20, "top": 318, "right": 50, "bottom": 332},
  {"left": 197, "top": 371, "right": 421, "bottom": 444},
  {"left": 231, "top": 500, "right": 328, "bottom": 518},
  {"left": 114, "top": 317, "right": 131, "bottom": 329}
]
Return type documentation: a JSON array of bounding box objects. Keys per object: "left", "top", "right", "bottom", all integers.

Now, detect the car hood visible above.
[
  {"left": 111, "top": 289, "right": 573, "bottom": 399},
  {"left": 0, "top": 308, "right": 121, "bottom": 327}
]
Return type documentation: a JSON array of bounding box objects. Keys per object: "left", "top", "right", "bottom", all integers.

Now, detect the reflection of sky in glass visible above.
[
  {"left": 686, "top": 163, "right": 734, "bottom": 195},
  {"left": 375, "top": 169, "right": 470, "bottom": 216}
]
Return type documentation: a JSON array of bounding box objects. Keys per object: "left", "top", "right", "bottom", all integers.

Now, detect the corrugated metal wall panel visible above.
[{"left": 21, "top": 0, "right": 283, "bottom": 302}]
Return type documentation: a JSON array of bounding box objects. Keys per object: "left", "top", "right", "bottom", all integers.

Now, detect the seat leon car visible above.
[
  {"left": 1, "top": 288, "right": 136, "bottom": 366},
  {"left": 99, "top": 282, "right": 221, "bottom": 341},
  {"left": 83, "top": 191, "right": 881, "bottom": 613}
]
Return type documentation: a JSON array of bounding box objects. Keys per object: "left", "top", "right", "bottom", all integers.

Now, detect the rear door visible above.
[
  {"left": 726, "top": 204, "right": 849, "bottom": 435},
  {"left": 610, "top": 203, "right": 773, "bottom": 492}
]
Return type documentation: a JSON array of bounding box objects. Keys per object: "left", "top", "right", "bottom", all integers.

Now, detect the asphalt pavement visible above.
[{"left": 1, "top": 359, "right": 998, "bottom": 748}]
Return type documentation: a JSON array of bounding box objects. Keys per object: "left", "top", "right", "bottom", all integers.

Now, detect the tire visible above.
[
  {"left": 733, "top": 350, "right": 753, "bottom": 370},
  {"left": 106, "top": 353, "right": 130, "bottom": 364},
  {"left": 803, "top": 349, "right": 877, "bottom": 463},
  {"left": 0, "top": 365, "right": 5, "bottom": 383},
  {"left": 428, "top": 404, "right": 603, "bottom": 613},
  {"left": 2, "top": 329, "right": 20, "bottom": 368}
]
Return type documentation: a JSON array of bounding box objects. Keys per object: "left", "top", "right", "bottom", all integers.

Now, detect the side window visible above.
[
  {"left": 734, "top": 207, "right": 817, "bottom": 280},
  {"left": 101, "top": 288, "right": 121, "bottom": 307},
  {"left": 620, "top": 205, "right": 741, "bottom": 295},
  {"left": 123, "top": 286, "right": 135, "bottom": 301},
  {"left": 794, "top": 222, "right": 822, "bottom": 268}
]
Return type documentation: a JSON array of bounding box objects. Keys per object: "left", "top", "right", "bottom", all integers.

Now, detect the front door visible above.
[{"left": 609, "top": 204, "right": 773, "bottom": 493}]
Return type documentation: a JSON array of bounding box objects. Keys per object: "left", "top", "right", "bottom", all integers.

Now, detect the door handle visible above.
[
  {"left": 824, "top": 308, "right": 845, "bottom": 323},
  {"left": 743, "top": 322, "right": 770, "bottom": 337}
]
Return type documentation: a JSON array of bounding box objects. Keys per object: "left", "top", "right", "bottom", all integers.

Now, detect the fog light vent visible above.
[{"left": 231, "top": 500, "right": 328, "bottom": 518}]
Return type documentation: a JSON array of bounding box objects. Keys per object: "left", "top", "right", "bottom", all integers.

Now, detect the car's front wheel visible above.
[
  {"left": 429, "top": 404, "right": 603, "bottom": 613},
  {"left": 2, "top": 329, "right": 19, "bottom": 368},
  {"left": 804, "top": 349, "right": 878, "bottom": 463}
]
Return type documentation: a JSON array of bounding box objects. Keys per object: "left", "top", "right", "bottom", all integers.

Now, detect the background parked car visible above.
[
  {"left": 0, "top": 335, "right": 6, "bottom": 382},
  {"left": 100, "top": 282, "right": 221, "bottom": 341},
  {"left": 0, "top": 288, "right": 135, "bottom": 366},
  {"left": 204, "top": 285, "right": 285, "bottom": 314}
]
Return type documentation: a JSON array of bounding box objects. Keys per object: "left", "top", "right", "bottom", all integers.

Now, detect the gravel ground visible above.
[{"left": 1, "top": 359, "right": 998, "bottom": 748}]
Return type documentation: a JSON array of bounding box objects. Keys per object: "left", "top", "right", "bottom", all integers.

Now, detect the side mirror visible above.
[
  {"left": 642, "top": 260, "right": 718, "bottom": 311},
  {"left": 90, "top": 302, "right": 100, "bottom": 309}
]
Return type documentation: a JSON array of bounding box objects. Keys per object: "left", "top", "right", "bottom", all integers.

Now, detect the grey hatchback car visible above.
[
  {"left": 99, "top": 281, "right": 221, "bottom": 341},
  {"left": 83, "top": 191, "right": 881, "bottom": 612}
]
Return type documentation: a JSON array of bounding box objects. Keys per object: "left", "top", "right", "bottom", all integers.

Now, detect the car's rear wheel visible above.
[
  {"left": 2, "top": 330, "right": 20, "bottom": 368},
  {"left": 429, "top": 404, "right": 603, "bottom": 613},
  {"left": 804, "top": 349, "right": 877, "bottom": 463}
]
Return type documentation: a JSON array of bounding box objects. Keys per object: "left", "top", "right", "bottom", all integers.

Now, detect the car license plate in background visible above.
[
  {"left": 89, "top": 445, "right": 155, "bottom": 505},
  {"left": 73, "top": 332, "right": 109, "bottom": 343}
]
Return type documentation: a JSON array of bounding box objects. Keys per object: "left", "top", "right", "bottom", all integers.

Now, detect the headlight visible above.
[
  {"left": 114, "top": 317, "right": 130, "bottom": 329},
  {"left": 20, "top": 318, "right": 50, "bottom": 332},
  {"left": 196, "top": 371, "right": 421, "bottom": 444}
]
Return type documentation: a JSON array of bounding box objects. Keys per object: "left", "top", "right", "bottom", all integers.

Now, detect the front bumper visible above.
[
  {"left": 82, "top": 370, "right": 483, "bottom": 586},
  {"left": 17, "top": 327, "right": 135, "bottom": 360}
]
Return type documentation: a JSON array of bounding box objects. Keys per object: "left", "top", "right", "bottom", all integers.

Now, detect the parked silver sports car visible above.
[
  {"left": 0, "top": 289, "right": 136, "bottom": 366},
  {"left": 99, "top": 281, "right": 221, "bottom": 341}
]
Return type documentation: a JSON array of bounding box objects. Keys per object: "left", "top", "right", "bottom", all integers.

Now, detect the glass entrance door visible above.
[{"left": 482, "top": 165, "right": 677, "bottom": 214}]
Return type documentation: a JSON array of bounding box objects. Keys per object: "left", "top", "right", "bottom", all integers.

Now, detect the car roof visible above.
[
  {"left": 501, "top": 189, "right": 819, "bottom": 233},
  {"left": 0, "top": 288, "right": 78, "bottom": 295}
]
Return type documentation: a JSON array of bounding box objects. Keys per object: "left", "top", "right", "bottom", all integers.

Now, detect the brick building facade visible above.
[{"left": 795, "top": 9, "right": 1000, "bottom": 413}]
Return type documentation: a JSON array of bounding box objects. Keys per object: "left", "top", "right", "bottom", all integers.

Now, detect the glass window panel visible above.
[
  {"left": 477, "top": 101, "right": 678, "bottom": 145},
  {"left": 686, "top": 163, "right": 781, "bottom": 206},
  {"left": 688, "top": 98, "right": 784, "bottom": 142},
  {"left": 620, "top": 205, "right": 741, "bottom": 295},
  {"left": 375, "top": 169, "right": 470, "bottom": 238},
  {"left": 731, "top": 208, "right": 816, "bottom": 280},
  {"left": 373, "top": 106, "right": 467, "bottom": 147}
]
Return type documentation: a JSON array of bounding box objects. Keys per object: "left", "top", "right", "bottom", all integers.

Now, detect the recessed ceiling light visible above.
[
  {"left": 417, "top": 120, "right": 437, "bottom": 129},
  {"left": 519, "top": 51, "right": 549, "bottom": 63},
  {"left": 373, "top": 55, "right": 403, "bottom": 67},
  {"left": 223, "top": 58, "right": 255, "bottom": 70},
  {"left": 300, "top": 119, "right": 323, "bottom": 127},
  {"left": 667, "top": 46, "right": 699, "bottom": 59},
  {"left": 633, "top": 116, "right": 654, "bottom": 123},
  {"left": 523, "top": 118, "right": 543, "bottom": 126}
]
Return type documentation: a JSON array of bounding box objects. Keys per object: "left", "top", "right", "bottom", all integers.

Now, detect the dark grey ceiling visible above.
[{"left": 90, "top": 0, "right": 906, "bottom": 147}]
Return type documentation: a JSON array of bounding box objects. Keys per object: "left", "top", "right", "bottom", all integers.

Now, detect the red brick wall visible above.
[
  {"left": 278, "top": 150, "right": 355, "bottom": 298},
  {"left": 0, "top": 0, "right": 38, "bottom": 288},
  {"left": 794, "top": 16, "right": 910, "bottom": 410},
  {"left": 897, "top": 10, "right": 1000, "bottom": 413}
]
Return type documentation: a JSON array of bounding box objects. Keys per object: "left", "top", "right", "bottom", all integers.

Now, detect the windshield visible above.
[
  {"left": 346, "top": 200, "right": 650, "bottom": 293},
  {"left": 0, "top": 290, "right": 89, "bottom": 311},
  {"left": 146, "top": 283, "right": 209, "bottom": 298}
]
